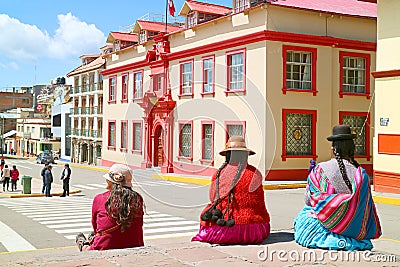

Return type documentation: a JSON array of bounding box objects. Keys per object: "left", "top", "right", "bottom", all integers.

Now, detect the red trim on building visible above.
[
  {"left": 132, "top": 120, "right": 143, "bottom": 153},
  {"left": 132, "top": 70, "right": 144, "bottom": 100},
  {"left": 101, "top": 158, "right": 142, "bottom": 169},
  {"left": 178, "top": 59, "right": 194, "bottom": 98},
  {"left": 200, "top": 120, "right": 215, "bottom": 166},
  {"left": 225, "top": 48, "right": 246, "bottom": 95},
  {"left": 121, "top": 73, "right": 129, "bottom": 103},
  {"left": 172, "top": 161, "right": 216, "bottom": 177},
  {"left": 201, "top": 55, "right": 216, "bottom": 97},
  {"left": 101, "top": 30, "right": 376, "bottom": 77},
  {"left": 266, "top": 169, "right": 308, "bottom": 181},
  {"left": 374, "top": 170, "right": 400, "bottom": 194},
  {"left": 282, "top": 45, "right": 317, "bottom": 96},
  {"left": 339, "top": 111, "right": 371, "bottom": 160},
  {"left": 339, "top": 51, "right": 371, "bottom": 99},
  {"left": 372, "top": 69, "right": 400, "bottom": 78},
  {"left": 107, "top": 120, "right": 116, "bottom": 150},
  {"left": 178, "top": 120, "right": 194, "bottom": 161},
  {"left": 225, "top": 121, "right": 246, "bottom": 142},
  {"left": 281, "top": 109, "right": 317, "bottom": 161},
  {"left": 378, "top": 134, "right": 400, "bottom": 155}
]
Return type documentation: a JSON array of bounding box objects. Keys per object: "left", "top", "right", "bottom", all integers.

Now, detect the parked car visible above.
[
  {"left": 52, "top": 151, "right": 60, "bottom": 160},
  {"left": 36, "top": 152, "right": 55, "bottom": 164}
]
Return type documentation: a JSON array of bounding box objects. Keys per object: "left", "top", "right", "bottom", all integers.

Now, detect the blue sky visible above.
[{"left": 0, "top": 0, "right": 232, "bottom": 89}]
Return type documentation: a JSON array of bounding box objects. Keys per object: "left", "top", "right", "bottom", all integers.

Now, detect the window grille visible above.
[
  {"left": 203, "top": 124, "right": 213, "bottom": 160},
  {"left": 285, "top": 113, "right": 312, "bottom": 155},
  {"left": 180, "top": 124, "right": 192, "bottom": 157},
  {"left": 342, "top": 115, "right": 366, "bottom": 155}
]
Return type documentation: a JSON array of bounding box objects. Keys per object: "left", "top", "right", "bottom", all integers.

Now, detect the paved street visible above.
[{"left": 0, "top": 157, "right": 399, "bottom": 266}]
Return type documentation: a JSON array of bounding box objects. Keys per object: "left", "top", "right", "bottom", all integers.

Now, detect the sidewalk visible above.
[{"left": 0, "top": 235, "right": 398, "bottom": 266}]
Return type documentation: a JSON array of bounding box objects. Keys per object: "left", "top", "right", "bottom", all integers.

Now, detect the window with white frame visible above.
[
  {"left": 134, "top": 71, "right": 143, "bottom": 98},
  {"left": 342, "top": 56, "right": 366, "bottom": 94},
  {"left": 132, "top": 122, "right": 142, "bottom": 151},
  {"left": 227, "top": 52, "right": 244, "bottom": 91},
  {"left": 122, "top": 74, "right": 128, "bottom": 101},
  {"left": 286, "top": 50, "right": 312, "bottom": 90},
  {"left": 179, "top": 123, "right": 192, "bottom": 158},
  {"left": 181, "top": 62, "right": 193, "bottom": 95},
  {"left": 187, "top": 11, "right": 197, "bottom": 28},
  {"left": 202, "top": 124, "right": 213, "bottom": 160},
  {"left": 203, "top": 57, "right": 213, "bottom": 93},
  {"left": 234, "top": 0, "right": 249, "bottom": 13},
  {"left": 109, "top": 77, "right": 116, "bottom": 102},
  {"left": 139, "top": 30, "right": 147, "bottom": 44}
]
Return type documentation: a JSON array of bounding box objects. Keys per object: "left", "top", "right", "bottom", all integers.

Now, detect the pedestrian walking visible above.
[
  {"left": 44, "top": 165, "right": 53, "bottom": 197},
  {"left": 192, "top": 136, "right": 271, "bottom": 245},
  {"left": 41, "top": 163, "right": 49, "bottom": 194},
  {"left": 10, "top": 165, "right": 19, "bottom": 191},
  {"left": 75, "top": 164, "right": 144, "bottom": 251},
  {"left": 2, "top": 164, "right": 11, "bottom": 192},
  {"left": 0, "top": 157, "right": 5, "bottom": 171},
  {"left": 294, "top": 125, "right": 381, "bottom": 250},
  {"left": 60, "top": 163, "right": 71, "bottom": 197}
]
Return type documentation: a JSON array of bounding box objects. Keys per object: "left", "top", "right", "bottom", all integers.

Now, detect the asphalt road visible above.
[{"left": 0, "top": 158, "right": 399, "bottom": 255}]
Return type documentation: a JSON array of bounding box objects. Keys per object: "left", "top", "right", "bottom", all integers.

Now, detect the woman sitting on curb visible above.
[
  {"left": 294, "top": 125, "right": 381, "bottom": 250},
  {"left": 192, "top": 136, "right": 270, "bottom": 244},
  {"left": 76, "top": 164, "right": 144, "bottom": 251}
]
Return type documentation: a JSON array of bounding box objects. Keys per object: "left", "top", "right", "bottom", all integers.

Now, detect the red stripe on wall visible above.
[
  {"left": 374, "top": 170, "right": 400, "bottom": 194},
  {"left": 372, "top": 69, "right": 400, "bottom": 78},
  {"left": 378, "top": 134, "right": 400, "bottom": 155},
  {"left": 266, "top": 169, "right": 308, "bottom": 181}
]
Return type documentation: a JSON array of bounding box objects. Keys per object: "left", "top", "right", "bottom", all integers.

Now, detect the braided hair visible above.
[
  {"left": 105, "top": 184, "right": 144, "bottom": 232},
  {"left": 332, "top": 139, "right": 359, "bottom": 193}
]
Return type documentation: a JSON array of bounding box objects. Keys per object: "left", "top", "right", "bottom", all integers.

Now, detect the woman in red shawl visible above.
[{"left": 192, "top": 136, "right": 270, "bottom": 244}]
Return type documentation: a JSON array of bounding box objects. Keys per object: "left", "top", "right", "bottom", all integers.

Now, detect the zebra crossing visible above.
[{"left": 0, "top": 197, "right": 199, "bottom": 244}]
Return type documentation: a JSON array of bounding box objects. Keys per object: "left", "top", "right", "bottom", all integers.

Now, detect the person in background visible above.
[
  {"left": 41, "top": 163, "right": 49, "bottom": 194},
  {"left": 0, "top": 157, "right": 5, "bottom": 171},
  {"left": 44, "top": 165, "right": 53, "bottom": 197},
  {"left": 10, "top": 165, "right": 19, "bottom": 191},
  {"left": 2, "top": 164, "right": 11, "bottom": 192},
  {"left": 60, "top": 163, "right": 71, "bottom": 197},
  {"left": 294, "top": 125, "right": 381, "bottom": 250},
  {"left": 192, "top": 136, "right": 270, "bottom": 245},
  {"left": 75, "top": 164, "right": 144, "bottom": 251}
]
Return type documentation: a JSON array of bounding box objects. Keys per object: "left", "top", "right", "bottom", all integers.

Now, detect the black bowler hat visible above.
[{"left": 327, "top": 125, "right": 357, "bottom": 141}]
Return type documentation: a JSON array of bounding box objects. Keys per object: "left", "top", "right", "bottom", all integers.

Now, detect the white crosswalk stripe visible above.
[
  {"left": 0, "top": 197, "right": 199, "bottom": 248},
  {"left": 71, "top": 180, "right": 197, "bottom": 191}
]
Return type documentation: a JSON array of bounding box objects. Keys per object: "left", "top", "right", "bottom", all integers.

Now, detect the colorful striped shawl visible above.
[{"left": 308, "top": 165, "right": 381, "bottom": 240}]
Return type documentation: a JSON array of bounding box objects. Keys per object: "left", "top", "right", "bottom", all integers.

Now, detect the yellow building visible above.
[
  {"left": 100, "top": 0, "right": 377, "bottom": 180},
  {"left": 363, "top": 0, "right": 400, "bottom": 193}
]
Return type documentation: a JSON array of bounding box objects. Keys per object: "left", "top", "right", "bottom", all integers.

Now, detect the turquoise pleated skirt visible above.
[{"left": 294, "top": 205, "right": 373, "bottom": 250}]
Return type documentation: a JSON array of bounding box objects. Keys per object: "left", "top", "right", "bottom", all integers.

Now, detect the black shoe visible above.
[{"left": 76, "top": 233, "right": 89, "bottom": 251}]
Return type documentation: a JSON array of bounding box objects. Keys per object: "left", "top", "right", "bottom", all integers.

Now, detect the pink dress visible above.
[{"left": 90, "top": 191, "right": 144, "bottom": 250}]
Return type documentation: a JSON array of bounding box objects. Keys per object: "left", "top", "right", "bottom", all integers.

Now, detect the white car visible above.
[{"left": 52, "top": 151, "right": 60, "bottom": 160}]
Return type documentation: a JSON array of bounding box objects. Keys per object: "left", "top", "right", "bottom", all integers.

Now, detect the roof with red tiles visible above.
[
  {"left": 67, "top": 56, "right": 105, "bottom": 77},
  {"left": 134, "top": 20, "right": 183, "bottom": 33},
  {"left": 270, "top": 0, "right": 376, "bottom": 18},
  {"left": 179, "top": 0, "right": 231, "bottom": 16},
  {"left": 107, "top": 32, "right": 138, "bottom": 43}
]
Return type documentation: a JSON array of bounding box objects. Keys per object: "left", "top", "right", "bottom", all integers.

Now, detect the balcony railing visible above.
[
  {"left": 70, "top": 128, "right": 102, "bottom": 138},
  {"left": 71, "top": 82, "right": 103, "bottom": 94}
]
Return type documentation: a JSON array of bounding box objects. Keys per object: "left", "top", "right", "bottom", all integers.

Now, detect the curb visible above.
[
  {"left": 7, "top": 189, "right": 82, "bottom": 198},
  {"left": 372, "top": 196, "right": 400, "bottom": 206},
  {"left": 152, "top": 174, "right": 308, "bottom": 190}
]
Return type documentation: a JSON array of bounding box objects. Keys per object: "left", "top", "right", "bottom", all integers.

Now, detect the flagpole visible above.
[{"left": 165, "top": 0, "right": 168, "bottom": 33}]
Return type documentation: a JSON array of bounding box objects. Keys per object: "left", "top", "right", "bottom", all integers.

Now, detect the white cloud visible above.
[
  {"left": 0, "top": 13, "right": 105, "bottom": 61},
  {"left": 0, "top": 61, "right": 19, "bottom": 70}
]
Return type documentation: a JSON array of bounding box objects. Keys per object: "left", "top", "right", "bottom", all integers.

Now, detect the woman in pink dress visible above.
[{"left": 76, "top": 164, "right": 144, "bottom": 251}]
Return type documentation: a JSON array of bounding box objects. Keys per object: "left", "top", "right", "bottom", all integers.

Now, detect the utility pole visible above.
[{"left": 0, "top": 116, "right": 3, "bottom": 157}]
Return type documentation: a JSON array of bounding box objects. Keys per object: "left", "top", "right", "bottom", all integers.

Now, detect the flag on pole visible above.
[{"left": 168, "top": 0, "right": 175, "bottom": 17}]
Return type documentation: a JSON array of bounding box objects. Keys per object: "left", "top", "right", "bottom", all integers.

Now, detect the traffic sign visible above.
[{"left": 36, "top": 104, "right": 43, "bottom": 112}]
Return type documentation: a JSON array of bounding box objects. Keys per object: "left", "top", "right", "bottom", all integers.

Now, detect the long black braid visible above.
[{"left": 332, "top": 139, "right": 359, "bottom": 193}]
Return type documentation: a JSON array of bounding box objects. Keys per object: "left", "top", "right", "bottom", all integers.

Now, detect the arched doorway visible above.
[{"left": 153, "top": 126, "right": 164, "bottom": 167}]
